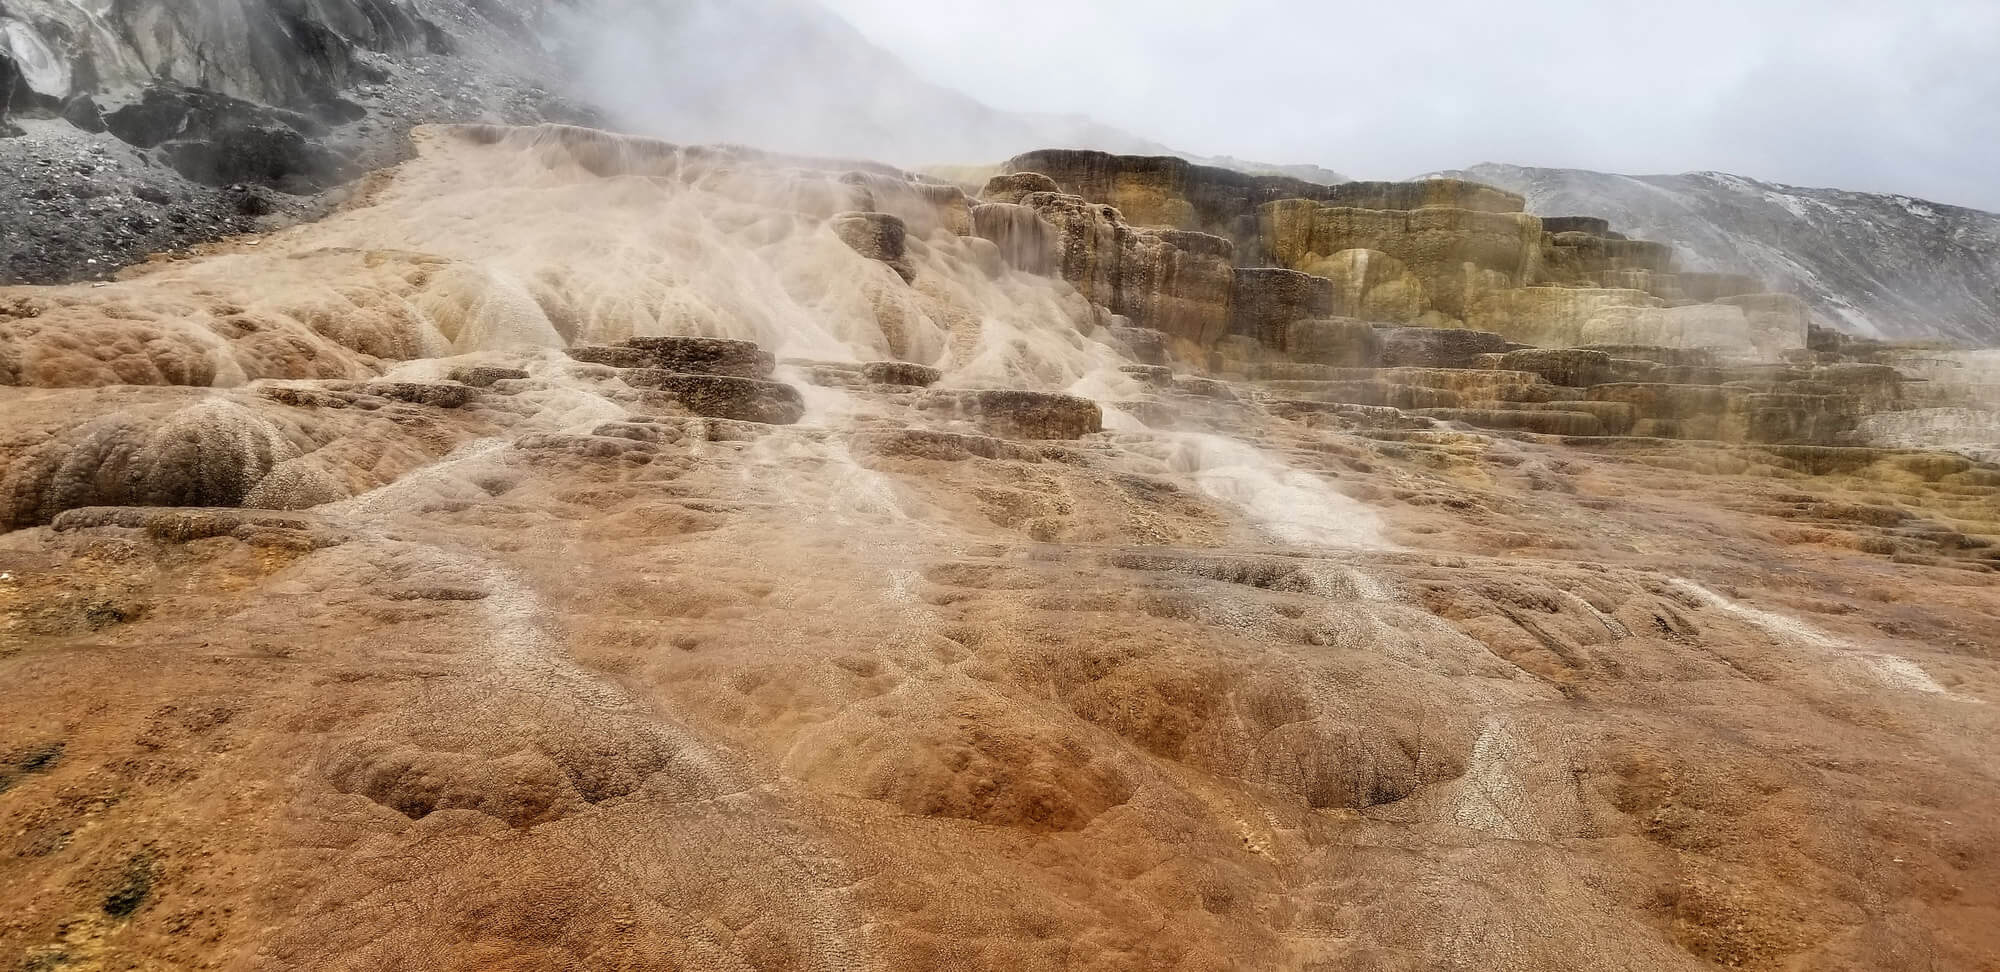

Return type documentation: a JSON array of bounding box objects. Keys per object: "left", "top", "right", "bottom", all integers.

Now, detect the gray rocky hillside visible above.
[
  {"left": 1445, "top": 163, "right": 2000, "bottom": 347},
  {"left": 0, "top": 0, "right": 1311, "bottom": 287}
]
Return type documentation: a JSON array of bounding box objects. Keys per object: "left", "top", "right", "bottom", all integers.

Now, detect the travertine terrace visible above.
[{"left": 2, "top": 125, "right": 1998, "bottom": 971}]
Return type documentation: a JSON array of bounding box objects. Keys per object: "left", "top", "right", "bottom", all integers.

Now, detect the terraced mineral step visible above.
[
  {"left": 568, "top": 337, "right": 777, "bottom": 378},
  {"left": 917, "top": 389, "right": 1103, "bottom": 440},
  {"left": 619, "top": 370, "right": 806, "bottom": 425},
  {"left": 797, "top": 361, "right": 944, "bottom": 388},
  {"left": 1415, "top": 407, "right": 1608, "bottom": 436}
]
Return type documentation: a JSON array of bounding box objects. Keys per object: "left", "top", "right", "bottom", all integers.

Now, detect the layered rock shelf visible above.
[
  {"left": 958, "top": 149, "right": 1965, "bottom": 451},
  {"left": 569, "top": 337, "right": 803, "bottom": 425},
  {"left": 995, "top": 149, "right": 1815, "bottom": 360}
]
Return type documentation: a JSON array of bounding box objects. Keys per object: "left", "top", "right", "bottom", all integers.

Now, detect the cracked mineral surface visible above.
[{"left": 2, "top": 125, "right": 1998, "bottom": 971}]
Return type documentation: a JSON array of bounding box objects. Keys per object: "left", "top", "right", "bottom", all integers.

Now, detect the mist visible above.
[
  {"left": 560, "top": 0, "right": 1172, "bottom": 168},
  {"left": 564, "top": 0, "right": 2000, "bottom": 211}
]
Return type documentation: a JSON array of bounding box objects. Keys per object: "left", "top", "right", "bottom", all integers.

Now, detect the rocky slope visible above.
[
  {"left": 1, "top": 0, "right": 1341, "bottom": 288},
  {"left": 3, "top": 126, "right": 1999, "bottom": 970},
  {"left": 1445, "top": 164, "right": 2000, "bottom": 346},
  {"left": 0, "top": 0, "right": 596, "bottom": 283}
]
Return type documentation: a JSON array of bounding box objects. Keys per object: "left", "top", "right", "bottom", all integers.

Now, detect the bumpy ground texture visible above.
[{"left": 2, "top": 126, "right": 1998, "bottom": 971}]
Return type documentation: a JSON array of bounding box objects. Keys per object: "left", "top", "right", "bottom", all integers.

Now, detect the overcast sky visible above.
[{"left": 815, "top": 0, "right": 2000, "bottom": 210}]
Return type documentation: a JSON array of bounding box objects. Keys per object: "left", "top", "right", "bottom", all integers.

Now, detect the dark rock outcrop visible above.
[
  {"left": 1227, "top": 269, "right": 1334, "bottom": 350},
  {"left": 861, "top": 362, "right": 943, "bottom": 387},
  {"left": 832, "top": 211, "right": 916, "bottom": 283},
  {"left": 571, "top": 338, "right": 777, "bottom": 379},
  {"left": 994, "top": 191, "right": 1235, "bottom": 346},
  {"left": 918, "top": 389, "right": 1103, "bottom": 440},
  {"left": 1002, "top": 149, "right": 1352, "bottom": 242},
  {"left": 2, "top": 49, "right": 50, "bottom": 133},
  {"left": 59, "top": 94, "right": 107, "bottom": 133},
  {"left": 449, "top": 366, "right": 530, "bottom": 388},
  {"left": 3, "top": 0, "right": 453, "bottom": 112},
  {"left": 981, "top": 172, "right": 1060, "bottom": 204},
  {"left": 0, "top": 0, "right": 585, "bottom": 284},
  {"left": 621, "top": 370, "right": 806, "bottom": 426}
]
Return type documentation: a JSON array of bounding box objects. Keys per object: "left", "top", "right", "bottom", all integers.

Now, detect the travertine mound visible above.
[
  {"left": 3, "top": 399, "right": 301, "bottom": 531},
  {"left": 998, "top": 150, "right": 1812, "bottom": 358},
  {"left": 3, "top": 125, "right": 1998, "bottom": 972}
]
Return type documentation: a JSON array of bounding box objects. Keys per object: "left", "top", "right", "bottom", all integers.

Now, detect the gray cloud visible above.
[{"left": 817, "top": 0, "right": 2000, "bottom": 209}]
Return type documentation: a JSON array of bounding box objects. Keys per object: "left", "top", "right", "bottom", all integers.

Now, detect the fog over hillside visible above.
[{"left": 823, "top": 0, "right": 2000, "bottom": 213}]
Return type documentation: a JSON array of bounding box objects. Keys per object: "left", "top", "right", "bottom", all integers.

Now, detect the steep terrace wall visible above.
[
  {"left": 1002, "top": 149, "right": 1351, "bottom": 247},
  {"left": 1259, "top": 201, "right": 1545, "bottom": 320}
]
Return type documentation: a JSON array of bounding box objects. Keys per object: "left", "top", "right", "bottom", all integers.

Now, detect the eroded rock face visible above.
[
  {"left": 1464, "top": 286, "right": 1660, "bottom": 348},
  {"left": 1002, "top": 148, "right": 1352, "bottom": 242},
  {"left": 1, "top": 51, "right": 28, "bottom": 135},
  {"left": 1227, "top": 267, "right": 1334, "bottom": 350},
  {"left": 103, "top": 84, "right": 344, "bottom": 192},
  {"left": 1717, "top": 293, "right": 1812, "bottom": 356},
  {"left": 832, "top": 211, "right": 916, "bottom": 283},
  {"left": 1312, "top": 247, "right": 1431, "bottom": 323},
  {"left": 997, "top": 190, "right": 1236, "bottom": 345},
  {"left": 1541, "top": 216, "right": 1612, "bottom": 236},
  {"left": 1261, "top": 201, "right": 1545, "bottom": 320},
  {"left": 1539, "top": 231, "right": 1677, "bottom": 281},
  {"left": 971, "top": 201, "right": 1059, "bottom": 275},
  {"left": 1380, "top": 326, "right": 1515, "bottom": 369},
  {"left": 978, "top": 151, "right": 1817, "bottom": 365},
  {"left": 573, "top": 338, "right": 776, "bottom": 379},
  {"left": 621, "top": 371, "right": 807, "bottom": 425},
  {"left": 1, "top": 0, "right": 453, "bottom": 111},
  {"left": 980, "top": 171, "right": 1060, "bottom": 204}
]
